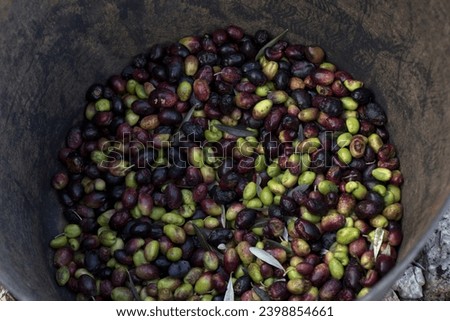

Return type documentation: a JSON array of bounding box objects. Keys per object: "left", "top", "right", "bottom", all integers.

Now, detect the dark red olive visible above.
[
  {"left": 109, "top": 210, "right": 130, "bottom": 231},
  {"left": 121, "top": 188, "right": 138, "bottom": 209},
  {"left": 197, "top": 51, "right": 219, "bottom": 66},
  {"left": 310, "top": 263, "right": 330, "bottom": 287},
  {"left": 202, "top": 34, "right": 217, "bottom": 53},
  {"left": 343, "top": 264, "right": 363, "bottom": 292},
  {"left": 210, "top": 185, "right": 237, "bottom": 205},
  {"left": 284, "top": 44, "right": 304, "bottom": 60},
  {"left": 331, "top": 79, "right": 349, "bottom": 97},
  {"left": 233, "top": 275, "right": 251, "bottom": 296},
  {"left": 98, "top": 279, "right": 113, "bottom": 297},
  {"left": 78, "top": 274, "right": 97, "bottom": 296},
  {"left": 149, "top": 88, "right": 177, "bottom": 108},
  {"left": 226, "top": 25, "right": 244, "bottom": 41},
  {"left": 151, "top": 167, "right": 168, "bottom": 187},
  {"left": 66, "top": 126, "right": 83, "bottom": 149},
  {"left": 337, "top": 288, "right": 356, "bottom": 301},
  {"left": 212, "top": 28, "right": 228, "bottom": 45},
  {"left": 129, "top": 221, "right": 152, "bottom": 238},
  {"left": 167, "top": 260, "right": 190, "bottom": 279},
  {"left": 114, "top": 249, "right": 133, "bottom": 266},
  {"left": 274, "top": 70, "right": 290, "bottom": 90},
  {"left": 131, "top": 99, "right": 155, "bottom": 116},
  {"left": 295, "top": 218, "right": 321, "bottom": 242},
  {"left": 280, "top": 195, "right": 298, "bottom": 215},
  {"left": 82, "top": 191, "right": 106, "bottom": 209},
  {"left": 355, "top": 200, "right": 382, "bottom": 219},
  {"left": 245, "top": 69, "right": 267, "bottom": 86},
  {"left": 291, "top": 60, "right": 315, "bottom": 79},
  {"left": 165, "top": 183, "right": 182, "bottom": 210},
  {"left": 158, "top": 108, "right": 182, "bottom": 125},
  {"left": 80, "top": 234, "right": 100, "bottom": 251},
  {"left": 53, "top": 247, "right": 73, "bottom": 268},
  {"left": 319, "top": 278, "right": 342, "bottom": 300},
  {"left": 263, "top": 217, "right": 285, "bottom": 238},
  {"left": 361, "top": 269, "right": 379, "bottom": 287},
  {"left": 361, "top": 102, "right": 387, "bottom": 126},
  {"left": 351, "top": 88, "right": 373, "bottom": 105},
  {"left": 253, "top": 29, "right": 270, "bottom": 46},
  {"left": 375, "top": 254, "right": 396, "bottom": 276},
  {"left": 235, "top": 209, "right": 257, "bottom": 230},
  {"left": 349, "top": 237, "right": 368, "bottom": 258},
  {"left": 268, "top": 281, "right": 290, "bottom": 300},
  {"left": 305, "top": 196, "right": 328, "bottom": 216},
  {"left": 110, "top": 267, "right": 127, "bottom": 287},
  {"left": 388, "top": 228, "right": 403, "bottom": 247},
  {"left": 312, "top": 68, "right": 335, "bottom": 86},
  {"left": 193, "top": 183, "right": 208, "bottom": 203}
]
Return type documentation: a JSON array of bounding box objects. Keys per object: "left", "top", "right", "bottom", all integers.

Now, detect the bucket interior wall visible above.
[{"left": 0, "top": 0, "right": 449, "bottom": 300}]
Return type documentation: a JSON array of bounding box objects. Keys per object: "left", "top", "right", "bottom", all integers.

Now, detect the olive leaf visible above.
[
  {"left": 214, "top": 124, "right": 257, "bottom": 137},
  {"left": 224, "top": 274, "right": 234, "bottom": 301},
  {"left": 126, "top": 270, "right": 141, "bottom": 301},
  {"left": 255, "top": 29, "right": 289, "bottom": 61},
  {"left": 252, "top": 217, "right": 270, "bottom": 228},
  {"left": 287, "top": 184, "right": 310, "bottom": 198},
  {"left": 381, "top": 243, "right": 392, "bottom": 256},
  {"left": 256, "top": 174, "right": 263, "bottom": 197},
  {"left": 193, "top": 224, "right": 224, "bottom": 261},
  {"left": 193, "top": 224, "right": 213, "bottom": 252},
  {"left": 373, "top": 227, "right": 385, "bottom": 259},
  {"left": 171, "top": 105, "right": 196, "bottom": 144},
  {"left": 249, "top": 247, "right": 286, "bottom": 272},
  {"left": 264, "top": 239, "right": 293, "bottom": 255},
  {"left": 282, "top": 227, "right": 289, "bottom": 242},
  {"left": 252, "top": 285, "right": 271, "bottom": 301},
  {"left": 220, "top": 205, "right": 227, "bottom": 228}
]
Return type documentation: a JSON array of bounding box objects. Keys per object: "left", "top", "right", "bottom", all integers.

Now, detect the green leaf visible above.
[
  {"left": 171, "top": 105, "right": 196, "bottom": 144},
  {"left": 193, "top": 224, "right": 213, "bottom": 252},
  {"left": 255, "top": 29, "right": 289, "bottom": 61},
  {"left": 252, "top": 285, "right": 271, "bottom": 301},
  {"left": 265, "top": 239, "right": 293, "bottom": 255},
  {"left": 214, "top": 124, "right": 257, "bottom": 137}
]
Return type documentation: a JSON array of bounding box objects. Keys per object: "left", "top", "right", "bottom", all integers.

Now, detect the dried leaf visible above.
[
  {"left": 224, "top": 274, "right": 234, "bottom": 301},
  {"left": 282, "top": 227, "right": 289, "bottom": 242},
  {"left": 373, "top": 227, "right": 384, "bottom": 259},
  {"left": 256, "top": 175, "right": 263, "bottom": 197},
  {"left": 221, "top": 205, "right": 226, "bottom": 228},
  {"left": 381, "top": 243, "right": 391, "bottom": 256},
  {"left": 249, "top": 247, "right": 285, "bottom": 272},
  {"left": 252, "top": 285, "right": 271, "bottom": 301},
  {"left": 287, "top": 184, "right": 310, "bottom": 198},
  {"left": 214, "top": 124, "right": 257, "bottom": 137},
  {"left": 193, "top": 224, "right": 213, "bottom": 252},
  {"left": 179, "top": 105, "right": 196, "bottom": 127},
  {"left": 171, "top": 105, "right": 196, "bottom": 144},
  {"left": 255, "top": 29, "right": 289, "bottom": 61}
]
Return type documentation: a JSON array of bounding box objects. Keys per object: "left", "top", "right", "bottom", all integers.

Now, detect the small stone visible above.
[{"left": 392, "top": 266, "right": 425, "bottom": 299}]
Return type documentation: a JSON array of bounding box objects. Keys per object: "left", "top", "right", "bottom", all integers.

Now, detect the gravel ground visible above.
[{"left": 1, "top": 210, "right": 449, "bottom": 301}]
